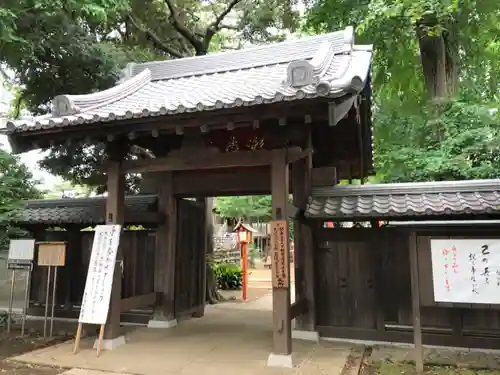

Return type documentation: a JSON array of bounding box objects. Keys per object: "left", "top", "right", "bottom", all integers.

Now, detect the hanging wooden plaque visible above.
[
  {"left": 37, "top": 242, "right": 67, "bottom": 266},
  {"left": 270, "top": 220, "right": 289, "bottom": 288}
]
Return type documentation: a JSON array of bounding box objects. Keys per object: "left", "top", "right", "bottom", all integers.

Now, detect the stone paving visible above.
[{"left": 12, "top": 295, "right": 354, "bottom": 375}]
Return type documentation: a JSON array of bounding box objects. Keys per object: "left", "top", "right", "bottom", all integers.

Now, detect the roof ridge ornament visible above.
[
  {"left": 343, "top": 26, "right": 354, "bottom": 52},
  {"left": 52, "top": 69, "right": 152, "bottom": 117},
  {"left": 285, "top": 26, "right": 354, "bottom": 89}
]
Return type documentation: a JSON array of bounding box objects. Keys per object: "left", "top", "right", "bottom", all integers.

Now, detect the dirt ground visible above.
[
  {"left": 0, "top": 326, "right": 69, "bottom": 375},
  {"left": 219, "top": 287, "right": 271, "bottom": 302},
  {"left": 374, "top": 361, "right": 500, "bottom": 375}
]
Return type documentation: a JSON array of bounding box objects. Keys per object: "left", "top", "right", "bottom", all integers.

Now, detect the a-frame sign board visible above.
[{"left": 73, "top": 225, "right": 121, "bottom": 356}]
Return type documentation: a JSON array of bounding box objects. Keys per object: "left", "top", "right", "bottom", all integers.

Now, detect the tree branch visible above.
[
  {"left": 178, "top": 36, "right": 194, "bottom": 56},
  {"left": 127, "top": 14, "right": 184, "bottom": 58},
  {"left": 164, "top": 0, "right": 204, "bottom": 53},
  {"left": 220, "top": 24, "right": 239, "bottom": 30},
  {"left": 203, "top": 0, "right": 241, "bottom": 50},
  {"left": 209, "top": 0, "right": 241, "bottom": 30}
]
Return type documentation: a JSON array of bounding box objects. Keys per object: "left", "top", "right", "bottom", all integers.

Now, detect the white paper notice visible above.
[
  {"left": 78, "top": 225, "right": 122, "bottom": 324},
  {"left": 431, "top": 239, "right": 500, "bottom": 304},
  {"left": 8, "top": 239, "right": 35, "bottom": 261}
]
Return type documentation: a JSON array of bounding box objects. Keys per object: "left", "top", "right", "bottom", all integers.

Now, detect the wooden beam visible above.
[
  {"left": 270, "top": 149, "right": 292, "bottom": 357},
  {"left": 153, "top": 172, "right": 178, "bottom": 322},
  {"left": 292, "top": 129, "right": 317, "bottom": 331},
  {"left": 173, "top": 166, "right": 337, "bottom": 197},
  {"left": 409, "top": 231, "right": 424, "bottom": 373},
  {"left": 119, "top": 147, "right": 303, "bottom": 174},
  {"left": 312, "top": 166, "right": 337, "bottom": 187},
  {"left": 104, "top": 158, "right": 125, "bottom": 341},
  {"left": 286, "top": 148, "right": 313, "bottom": 165},
  {"left": 120, "top": 292, "right": 158, "bottom": 313},
  {"left": 191, "top": 197, "right": 213, "bottom": 318}
]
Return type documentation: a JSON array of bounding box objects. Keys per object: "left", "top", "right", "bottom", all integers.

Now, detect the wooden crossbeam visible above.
[
  {"left": 120, "top": 292, "right": 159, "bottom": 313},
  {"left": 117, "top": 147, "right": 306, "bottom": 174},
  {"left": 172, "top": 166, "right": 336, "bottom": 197}
]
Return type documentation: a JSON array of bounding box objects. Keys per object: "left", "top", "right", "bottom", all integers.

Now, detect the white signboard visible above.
[
  {"left": 431, "top": 239, "right": 500, "bottom": 304},
  {"left": 8, "top": 239, "right": 35, "bottom": 261},
  {"left": 79, "top": 225, "right": 122, "bottom": 325}
]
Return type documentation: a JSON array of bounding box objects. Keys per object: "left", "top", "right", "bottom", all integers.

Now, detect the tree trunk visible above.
[
  {"left": 417, "top": 26, "right": 448, "bottom": 99},
  {"left": 417, "top": 20, "right": 459, "bottom": 99}
]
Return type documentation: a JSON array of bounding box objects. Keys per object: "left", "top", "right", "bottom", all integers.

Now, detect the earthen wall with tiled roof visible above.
[{"left": 306, "top": 180, "right": 500, "bottom": 220}]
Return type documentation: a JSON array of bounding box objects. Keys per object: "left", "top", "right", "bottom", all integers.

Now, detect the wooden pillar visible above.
[
  {"left": 192, "top": 197, "right": 213, "bottom": 318},
  {"left": 292, "top": 137, "right": 316, "bottom": 331},
  {"left": 409, "top": 231, "right": 424, "bottom": 373},
  {"left": 150, "top": 171, "right": 178, "bottom": 327},
  {"left": 268, "top": 149, "right": 293, "bottom": 367},
  {"left": 104, "top": 159, "right": 125, "bottom": 340}
]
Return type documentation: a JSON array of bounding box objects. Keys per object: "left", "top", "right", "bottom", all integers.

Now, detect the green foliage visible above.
[
  {"left": 0, "top": 0, "right": 301, "bottom": 193},
  {"left": 0, "top": 150, "right": 41, "bottom": 250},
  {"left": 305, "top": 0, "right": 500, "bottom": 183},
  {"left": 213, "top": 263, "right": 242, "bottom": 290},
  {"left": 215, "top": 196, "right": 272, "bottom": 221},
  {"left": 375, "top": 100, "right": 500, "bottom": 182}
]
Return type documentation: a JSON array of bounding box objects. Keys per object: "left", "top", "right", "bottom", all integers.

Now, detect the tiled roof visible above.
[
  {"left": 13, "top": 195, "right": 158, "bottom": 225},
  {"left": 4, "top": 27, "right": 372, "bottom": 133},
  {"left": 306, "top": 179, "right": 500, "bottom": 220}
]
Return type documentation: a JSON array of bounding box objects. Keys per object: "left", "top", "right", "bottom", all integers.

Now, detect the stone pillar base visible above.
[
  {"left": 292, "top": 330, "right": 320, "bottom": 342},
  {"left": 93, "top": 335, "right": 126, "bottom": 350},
  {"left": 266, "top": 353, "right": 294, "bottom": 368},
  {"left": 147, "top": 319, "right": 178, "bottom": 329}
]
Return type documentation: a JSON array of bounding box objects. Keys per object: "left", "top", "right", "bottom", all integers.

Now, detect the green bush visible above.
[{"left": 214, "top": 263, "right": 242, "bottom": 290}]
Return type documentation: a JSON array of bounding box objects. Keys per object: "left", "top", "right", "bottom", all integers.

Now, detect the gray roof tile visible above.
[
  {"left": 306, "top": 180, "right": 500, "bottom": 220},
  {"left": 13, "top": 195, "right": 158, "bottom": 225},
  {"left": 5, "top": 27, "right": 373, "bottom": 133}
]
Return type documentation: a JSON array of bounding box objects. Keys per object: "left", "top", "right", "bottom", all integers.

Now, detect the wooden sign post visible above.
[
  {"left": 73, "top": 225, "right": 121, "bottom": 356},
  {"left": 270, "top": 220, "right": 289, "bottom": 289},
  {"left": 37, "top": 241, "right": 66, "bottom": 339}
]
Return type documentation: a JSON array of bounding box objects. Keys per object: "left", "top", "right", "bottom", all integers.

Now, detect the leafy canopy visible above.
[
  {"left": 0, "top": 149, "right": 41, "bottom": 250},
  {"left": 1, "top": 0, "right": 301, "bottom": 193},
  {"left": 215, "top": 196, "right": 272, "bottom": 221},
  {"left": 305, "top": 0, "right": 500, "bottom": 182}
]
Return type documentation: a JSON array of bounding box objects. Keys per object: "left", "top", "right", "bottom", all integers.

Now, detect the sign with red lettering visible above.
[
  {"left": 431, "top": 239, "right": 500, "bottom": 304},
  {"left": 270, "top": 220, "right": 289, "bottom": 288}
]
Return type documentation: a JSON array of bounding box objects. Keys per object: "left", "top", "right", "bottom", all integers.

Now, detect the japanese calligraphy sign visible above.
[
  {"left": 270, "top": 220, "right": 289, "bottom": 289},
  {"left": 37, "top": 242, "right": 66, "bottom": 266},
  {"left": 431, "top": 239, "right": 500, "bottom": 304},
  {"left": 79, "top": 225, "right": 122, "bottom": 325}
]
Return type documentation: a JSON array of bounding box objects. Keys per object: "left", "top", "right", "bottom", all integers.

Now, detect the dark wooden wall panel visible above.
[
  {"left": 313, "top": 226, "right": 500, "bottom": 349},
  {"left": 29, "top": 230, "right": 156, "bottom": 309},
  {"left": 175, "top": 199, "right": 205, "bottom": 317}
]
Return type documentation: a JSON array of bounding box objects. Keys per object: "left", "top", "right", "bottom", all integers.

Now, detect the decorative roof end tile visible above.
[
  {"left": 286, "top": 60, "right": 316, "bottom": 88},
  {"left": 52, "top": 69, "right": 152, "bottom": 117},
  {"left": 52, "top": 95, "right": 79, "bottom": 117}
]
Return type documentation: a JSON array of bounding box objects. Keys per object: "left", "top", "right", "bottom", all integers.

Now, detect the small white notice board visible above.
[
  {"left": 78, "top": 225, "right": 122, "bottom": 325},
  {"left": 8, "top": 239, "right": 35, "bottom": 262},
  {"left": 431, "top": 239, "right": 500, "bottom": 304}
]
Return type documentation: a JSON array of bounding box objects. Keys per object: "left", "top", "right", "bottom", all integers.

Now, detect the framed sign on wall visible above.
[{"left": 431, "top": 239, "right": 500, "bottom": 304}]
